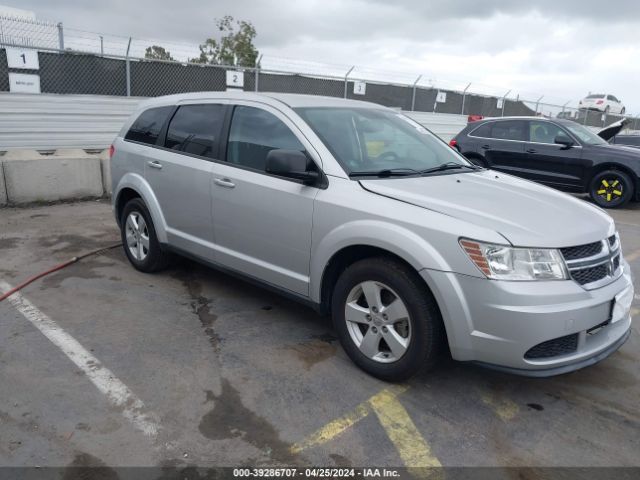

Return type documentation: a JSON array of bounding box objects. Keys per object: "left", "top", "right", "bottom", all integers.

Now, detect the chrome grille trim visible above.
[{"left": 562, "top": 234, "right": 622, "bottom": 290}]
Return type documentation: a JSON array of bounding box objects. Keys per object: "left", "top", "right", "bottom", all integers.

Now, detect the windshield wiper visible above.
[
  {"left": 349, "top": 168, "right": 420, "bottom": 178},
  {"left": 419, "top": 162, "right": 481, "bottom": 175}
]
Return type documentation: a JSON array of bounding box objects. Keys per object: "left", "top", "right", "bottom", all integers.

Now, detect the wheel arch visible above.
[
  {"left": 113, "top": 173, "right": 168, "bottom": 243},
  {"left": 588, "top": 163, "right": 638, "bottom": 195}
]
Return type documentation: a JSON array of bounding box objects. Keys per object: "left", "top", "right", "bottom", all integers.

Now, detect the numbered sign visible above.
[
  {"left": 436, "top": 91, "right": 447, "bottom": 103},
  {"left": 226, "top": 71, "right": 244, "bottom": 88},
  {"left": 9, "top": 73, "right": 41, "bottom": 93},
  {"left": 353, "top": 81, "right": 366, "bottom": 96},
  {"left": 496, "top": 98, "right": 504, "bottom": 109},
  {"left": 6, "top": 47, "right": 39, "bottom": 70}
]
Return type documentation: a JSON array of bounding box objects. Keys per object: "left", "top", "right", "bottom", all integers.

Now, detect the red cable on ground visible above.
[{"left": 0, "top": 243, "right": 122, "bottom": 303}]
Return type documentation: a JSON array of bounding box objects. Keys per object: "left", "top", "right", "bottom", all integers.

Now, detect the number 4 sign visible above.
[
  {"left": 6, "top": 47, "right": 40, "bottom": 70},
  {"left": 226, "top": 70, "right": 244, "bottom": 88}
]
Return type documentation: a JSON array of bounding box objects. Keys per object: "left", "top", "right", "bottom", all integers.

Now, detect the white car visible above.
[{"left": 579, "top": 94, "right": 625, "bottom": 114}]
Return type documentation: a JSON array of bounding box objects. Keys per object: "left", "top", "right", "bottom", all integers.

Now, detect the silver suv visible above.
[{"left": 111, "top": 92, "right": 634, "bottom": 380}]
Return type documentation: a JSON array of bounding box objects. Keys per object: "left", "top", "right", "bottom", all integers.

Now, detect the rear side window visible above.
[
  {"left": 165, "top": 104, "right": 226, "bottom": 159},
  {"left": 472, "top": 121, "right": 525, "bottom": 141},
  {"left": 125, "top": 106, "right": 173, "bottom": 145},
  {"left": 227, "top": 106, "right": 305, "bottom": 171}
]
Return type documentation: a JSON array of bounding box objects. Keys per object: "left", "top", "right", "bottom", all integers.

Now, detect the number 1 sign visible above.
[{"left": 6, "top": 47, "right": 40, "bottom": 70}]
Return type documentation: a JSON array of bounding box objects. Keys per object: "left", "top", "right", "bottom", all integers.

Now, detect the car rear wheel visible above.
[
  {"left": 331, "top": 257, "right": 445, "bottom": 381},
  {"left": 120, "top": 198, "right": 172, "bottom": 272},
  {"left": 589, "top": 170, "right": 634, "bottom": 208}
]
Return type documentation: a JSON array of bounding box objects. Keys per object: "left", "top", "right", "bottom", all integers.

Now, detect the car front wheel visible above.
[
  {"left": 589, "top": 170, "right": 634, "bottom": 208},
  {"left": 331, "top": 257, "right": 445, "bottom": 381}
]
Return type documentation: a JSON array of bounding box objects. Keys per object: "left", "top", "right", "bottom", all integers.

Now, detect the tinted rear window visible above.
[
  {"left": 125, "top": 106, "right": 173, "bottom": 145},
  {"left": 165, "top": 104, "right": 226, "bottom": 159},
  {"left": 586, "top": 94, "right": 604, "bottom": 99},
  {"left": 471, "top": 121, "right": 525, "bottom": 141}
]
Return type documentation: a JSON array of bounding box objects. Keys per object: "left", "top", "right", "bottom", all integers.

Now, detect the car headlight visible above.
[{"left": 460, "top": 239, "right": 569, "bottom": 281}]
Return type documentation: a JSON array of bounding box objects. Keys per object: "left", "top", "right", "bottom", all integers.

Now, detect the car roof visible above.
[{"left": 135, "top": 91, "right": 385, "bottom": 110}]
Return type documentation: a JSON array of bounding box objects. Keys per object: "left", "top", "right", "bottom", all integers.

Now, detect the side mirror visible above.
[
  {"left": 265, "top": 149, "right": 320, "bottom": 185},
  {"left": 554, "top": 135, "right": 574, "bottom": 149}
]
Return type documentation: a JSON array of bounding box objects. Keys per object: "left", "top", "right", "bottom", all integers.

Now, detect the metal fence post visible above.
[
  {"left": 534, "top": 95, "right": 544, "bottom": 115},
  {"left": 410, "top": 75, "right": 422, "bottom": 111},
  {"left": 344, "top": 66, "right": 354, "bottom": 99},
  {"left": 255, "top": 54, "right": 263, "bottom": 92},
  {"left": 100, "top": 36, "right": 104, "bottom": 55},
  {"left": 125, "top": 37, "right": 132, "bottom": 97},
  {"left": 57, "top": 22, "right": 64, "bottom": 50},
  {"left": 433, "top": 89, "right": 439, "bottom": 113},
  {"left": 500, "top": 89, "right": 511, "bottom": 117},
  {"left": 461, "top": 82, "right": 471, "bottom": 115}
]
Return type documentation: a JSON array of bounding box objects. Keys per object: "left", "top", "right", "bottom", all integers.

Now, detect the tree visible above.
[
  {"left": 190, "top": 16, "right": 259, "bottom": 67},
  {"left": 145, "top": 45, "right": 174, "bottom": 61}
]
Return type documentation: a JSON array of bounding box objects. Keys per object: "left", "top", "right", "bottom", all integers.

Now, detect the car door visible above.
[
  {"left": 144, "top": 102, "right": 227, "bottom": 261},
  {"left": 523, "top": 120, "right": 585, "bottom": 190},
  {"left": 211, "top": 103, "right": 320, "bottom": 296},
  {"left": 471, "top": 120, "right": 528, "bottom": 175}
]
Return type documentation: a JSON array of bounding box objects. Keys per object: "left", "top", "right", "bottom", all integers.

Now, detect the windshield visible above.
[
  {"left": 295, "top": 107, "right": 471, "bottom": 176},
  {"left": 562, "top": 122, "right": 607, "bottom": 145}
]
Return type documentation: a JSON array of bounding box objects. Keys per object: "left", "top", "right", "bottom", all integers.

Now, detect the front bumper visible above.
[{"left": 421, "top": 260, "right": 634, "bottom": 375}]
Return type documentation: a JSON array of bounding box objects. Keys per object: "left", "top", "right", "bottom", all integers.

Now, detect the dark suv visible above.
[{"left": 450, "top": 117, "right": 640, "bottom": 208}]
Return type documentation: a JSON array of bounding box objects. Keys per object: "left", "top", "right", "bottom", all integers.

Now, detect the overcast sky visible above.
[{"left": 9, "top": 0, "right": 640, "bottom": 111}]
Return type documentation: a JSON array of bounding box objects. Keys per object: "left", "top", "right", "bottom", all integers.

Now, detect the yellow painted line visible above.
[
  {"left": 291, "top": 385, "right": 408, "bottom": 454},
  {"left": 481, "top": 392, "right": 519, "bottom": 421},
  {"left": 289, "top": 402, "right": 371, "bottom": 454},
  {"left": 625, "top": 249, "right": 640, "bottom": 263},
  {"left": 292, "top": 385, "right": 441, "bottom": 468},
  {"left": 369, "top": 389, "right": 442, "bottom": 467}
]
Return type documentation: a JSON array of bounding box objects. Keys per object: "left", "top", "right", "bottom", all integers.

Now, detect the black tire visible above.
[
  {"left": 120, "top": 198, "right": 172, "bottom": 272},
  {"left": 589, "top": 170, "right": 634, "bottom": 208},
  {"left": 331, "top": 257, "right": 445, "bottom": 381}
]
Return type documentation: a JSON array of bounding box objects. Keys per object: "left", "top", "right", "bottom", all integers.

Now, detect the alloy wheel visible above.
[
  {"left": 125, "top": 211, "right": 150, "bottom": 261},
  {"left": 344, "top": 281, "right": 412, "bottom": 363}
]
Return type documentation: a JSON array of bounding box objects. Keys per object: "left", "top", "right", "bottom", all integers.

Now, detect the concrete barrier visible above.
[{"left": 2, "top": 150, "right": 105, "bottom": 204}]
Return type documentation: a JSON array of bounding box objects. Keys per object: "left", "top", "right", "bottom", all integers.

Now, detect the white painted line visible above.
[{"left": 0, "top": 281, "right": 160, "bottom": 439}]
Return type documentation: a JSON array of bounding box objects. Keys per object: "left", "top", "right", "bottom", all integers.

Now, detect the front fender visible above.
[
  {"left": 309, "top": 220, "right": 451, "bottom": 303},
  {"left": 114, "top": 172, "right": 168, "bottom": 243}
]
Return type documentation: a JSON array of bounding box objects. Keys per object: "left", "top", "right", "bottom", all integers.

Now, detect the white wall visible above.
[
  {"left": 0, "top": 93, "right": 141, "bottom": 150},
  {"left": 0, "top": 92, "right": 473, "bottom": 152}
]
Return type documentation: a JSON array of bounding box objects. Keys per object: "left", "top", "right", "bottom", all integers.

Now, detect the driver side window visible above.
[{"left": 528, "top": 121, "right": 570, "bottom": 144}]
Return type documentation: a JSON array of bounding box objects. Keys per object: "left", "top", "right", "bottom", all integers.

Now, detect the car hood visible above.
[
  {"left": 597, "top": 118, "right": 628, "bottom": 141},
  {"left": 589, "top": 143, "right": 640, "bottom": 158},
  {"left": 359, "top": 170, "right": 614, "bottom": 248}
]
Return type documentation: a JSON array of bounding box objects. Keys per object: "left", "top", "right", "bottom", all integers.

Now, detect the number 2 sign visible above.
[
  {"left": 226, "top": 70, "right": 244, "bottom": 88},
  {"left": 6, "top": 47, "right": 40, "bottom": 70}
]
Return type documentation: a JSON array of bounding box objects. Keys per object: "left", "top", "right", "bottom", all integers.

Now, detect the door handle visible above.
[
  {"left": 526, "top": 148, "right": 537, "bottom": 154},
  {"left": 480, "top": 144, "right": 491, "bottom": 150},
  {"left": 147, "top": 160, "right": 163, "bottom": 169},
  {"left": 214, "top": 178, "right": 236, "bottom": 189}
]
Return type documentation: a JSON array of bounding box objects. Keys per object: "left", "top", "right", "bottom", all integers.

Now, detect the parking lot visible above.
[{"left": 0, "top": 199, "right": 639, "bottom": 471}]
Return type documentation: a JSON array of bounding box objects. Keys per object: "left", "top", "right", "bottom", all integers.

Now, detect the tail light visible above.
[
  {"left": 108, "top": 144, "right": 115, "bottom": 158},
  {"left": 468, "top": 114, "right": 483, "bottom": 123},
  {"left": 449, "top": 139, "right": 458, "bottom": 149},
  {"left": 596, "top": 100, "right": 604, "bottom": 105}
]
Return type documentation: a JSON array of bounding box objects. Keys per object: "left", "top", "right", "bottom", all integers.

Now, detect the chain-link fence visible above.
[{"left": 1, "top": 14, "right": 639, "bottom": 133}]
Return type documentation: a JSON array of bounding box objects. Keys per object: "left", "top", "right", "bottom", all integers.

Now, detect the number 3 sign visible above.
[
  {"left": 226, "top": 70, "right": 244, "bottom": 88},
  {"left": 6, "top": 47, "right": 40, "bottom": 70}
]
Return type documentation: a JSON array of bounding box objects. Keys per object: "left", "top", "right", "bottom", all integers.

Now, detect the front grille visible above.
[
  {"left": 608, "top": 235, "right": 616, "bottom": 247},
  {"left": 571, "top": 264, "right": 609, "bottom": 285},
  {"left": 525, "top": 333, "right": 579, "bottom": 359},
  {"left": 560, "top": 241, "right": 602, "bottom": 260},
  {"left": 613, "top": 255, "right": 620, "bottom": 271}
]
